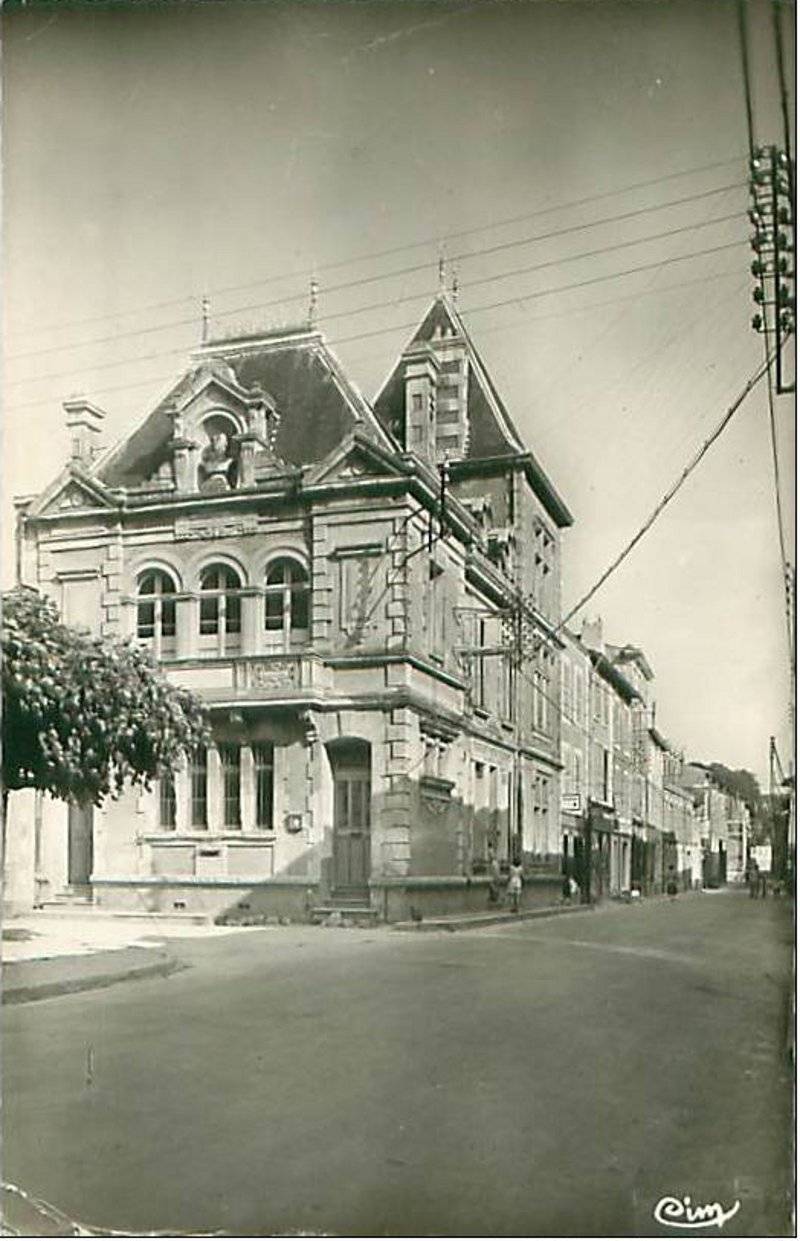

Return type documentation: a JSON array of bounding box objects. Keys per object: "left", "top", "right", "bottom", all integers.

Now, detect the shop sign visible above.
[{"left": 561, "top": 793, "right": 583, "bottom": 814}]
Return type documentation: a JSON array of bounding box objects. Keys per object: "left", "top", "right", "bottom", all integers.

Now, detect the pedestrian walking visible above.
[
  {"left": 666, "top": 865, "right": 678, "bottom": 900},
  {"left": 507, "top": 858, "right": 523, "bottom": 913},
  {"left": 746, "top": 858, "right": 759, "bottom": 898}
]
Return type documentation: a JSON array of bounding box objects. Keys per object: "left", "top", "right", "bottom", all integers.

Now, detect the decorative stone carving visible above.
[
  {"left": 58, "top": 486, "right": 89, "bottom": 510},
  {"left": 174, "top": 515, "right": 258, "bottom": 541},
  {"left": 248, "top": 659, "right": 299, "bottom": 689},
  {"left": 199, "top": 430, "right": 237, "bottom": 492}
]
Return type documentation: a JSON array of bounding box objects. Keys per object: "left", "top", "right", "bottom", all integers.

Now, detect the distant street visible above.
[{"left": 2, "top": 891, "right": 793, "bottom": 1238}]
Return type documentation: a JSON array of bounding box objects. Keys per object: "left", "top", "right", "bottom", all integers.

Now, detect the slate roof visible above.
[
  {"left": 373, "top": 294, "right": 525, "bottom": 459},
  {"left": 372, "top": 294, "right": 572, "bottom": 527},
  {"left": 97, "top": 329, "right": 392, "bottom": 489}
]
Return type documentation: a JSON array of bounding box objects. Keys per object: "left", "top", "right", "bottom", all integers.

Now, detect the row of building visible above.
[{"left": 5, "top": 286, "right": 751, "bottom": 920}]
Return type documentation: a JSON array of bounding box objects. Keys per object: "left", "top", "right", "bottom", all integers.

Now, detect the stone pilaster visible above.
[
  {"left": 240, "top": 745, "right": 255, "bottom": 831},
  {"left": 175, "top": 756, "right": 191, "bottom": 834},
  {"left": 311, "top": 520, "right": 333, "bottom": 647},
  {"left": 207, "top": 746, "right": 224, "bottom": 832},
  {"left": 176, "top": 596, "right": 198, "bottom": 659},
  {"left": 241, "top": 592, "right": 261, "bottom": 656}
]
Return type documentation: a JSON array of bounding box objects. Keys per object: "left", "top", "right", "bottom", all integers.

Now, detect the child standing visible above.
[{"left": 507, "top": 859, "right": 524, "bottom": 913}]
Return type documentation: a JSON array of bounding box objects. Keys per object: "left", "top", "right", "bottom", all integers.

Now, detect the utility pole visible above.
[{"left": 749, "top": 144, "right": 795, "bottom": 394}]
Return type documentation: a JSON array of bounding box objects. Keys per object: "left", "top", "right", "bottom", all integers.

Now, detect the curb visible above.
[
  {"left": 392, "top": 902, "right": 594, "bottom": 933},
  {"left": 2, "top": 947, "right": 183, "bottom": 1006}
]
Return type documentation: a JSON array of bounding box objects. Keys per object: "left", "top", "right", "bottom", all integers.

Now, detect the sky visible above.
[{"left": 2, "top": 0, "right": 795, "bottom": 786}]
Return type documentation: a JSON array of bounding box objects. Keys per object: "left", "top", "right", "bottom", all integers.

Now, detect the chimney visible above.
[
  {"left": 580, "top": 616, "right": 603, "bottom": 651},
  {"left": 402, "top": 341, "right": 440, "bottom": 461},
  {"left": 64, "top": 397, "right": 105, "bottom": 465}
]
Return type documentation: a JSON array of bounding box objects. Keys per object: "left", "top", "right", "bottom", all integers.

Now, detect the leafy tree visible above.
[
  {"left": 2, "top": 587, "right": 210, "bottom": 811},
  {"left": 706, "top": 762, "right": 761, "bottom": 814}
]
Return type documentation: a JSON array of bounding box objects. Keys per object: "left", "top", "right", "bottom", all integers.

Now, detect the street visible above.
[{"left": 2, "top": 890, "right": 793, "bottom": 1237}]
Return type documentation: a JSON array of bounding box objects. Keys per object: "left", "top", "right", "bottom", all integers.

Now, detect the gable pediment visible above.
[
  {"left": 304, "top": 433, "right": 409, "bottom": 488},
  {"left": 29, "top": 468, "right": 119, "bottom": 518}
]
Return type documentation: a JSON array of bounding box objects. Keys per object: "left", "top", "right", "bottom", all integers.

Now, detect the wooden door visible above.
[
  {"left": 68, "top": 803, "right": 94, "bottom": 887},
  {"left": 333, "top": 766, "right": 371, "bottom": 894}
]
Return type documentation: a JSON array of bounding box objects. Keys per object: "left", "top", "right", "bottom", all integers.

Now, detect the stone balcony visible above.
[{"left": 163, "top": 651, "right": 331, "bottom": 704}]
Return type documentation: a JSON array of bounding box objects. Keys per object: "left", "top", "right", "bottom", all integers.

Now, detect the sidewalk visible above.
[
  {"left": 2, "top": 911, "right": 256, "bottom": 1005},
  {"left": 392, "top": 900, "right": 593, "bottom": 932},
  {"left": 391, "top": 885, "right": 716, "bottom": 932}
]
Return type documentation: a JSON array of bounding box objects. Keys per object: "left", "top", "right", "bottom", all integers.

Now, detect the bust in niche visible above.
[{"left": 198, "top": 426, "right": 238, "bottom": 492}]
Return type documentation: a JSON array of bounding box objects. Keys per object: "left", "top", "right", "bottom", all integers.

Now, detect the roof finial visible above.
[
  {"left": 451, "top": 263, "right": 459, "bottom": 306},
  {"left": 308, "top": 275, "right": 319, "bottom": 328},
  {"left": 201, "top": 295, "right": 210, "bottom": 345},
  {"left": 438, "top": 249, "right": 447, "bottom": 295}
]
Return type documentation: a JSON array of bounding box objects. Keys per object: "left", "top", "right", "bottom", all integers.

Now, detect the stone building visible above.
[
  {"left": 681, "top": 763, "right": 729, "bottom": 887},
  {"left": 563, "top": 620, "right": 698, "bottom": 901},
  {"left": 8, "top": 291, "right": 573, "bottom": 921},
  {"left": 663, "top": 749, "right": 702, "bottom": 889},
  {"left": 558, "top": 623, "right": 639, "bottom": 901}
]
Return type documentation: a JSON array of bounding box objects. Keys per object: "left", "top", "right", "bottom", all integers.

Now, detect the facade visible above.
[
  {"left": 8, "top": 292, "right": 574, "bottom": 921},
  {"left": 681, "top": 764, "right": 729, "bottom": 888},
  {"left": 558, "top": 623, "right": 638, "bottom": 902},
  {"left": 724, "top": 795, "right": 750, "bottom": 883},
  {"left": 559, "top": 631, "right": 590, "bottom": 891},
  {"left": 560, "top": 621, "right": 702, "bottom": 901},
  {"left": 663, "top": 749, "right": 703, "bottom": 889}
]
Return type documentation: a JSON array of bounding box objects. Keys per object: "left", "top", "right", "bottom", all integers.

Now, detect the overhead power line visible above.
[
  {"left": 559, "top": 350, "right": 775, "bottom": 634},
  {"left": 6, "top": 211, "right": 745, "bottom": 390},
  {"left": 8, "top": 154, "right": 746, "bottom": 341},
  {"left": 7, "top": 181, "right": 745, "bottom": 366},
  {"left": 3, "top": 238, "right": 748, "bottom": 413}
]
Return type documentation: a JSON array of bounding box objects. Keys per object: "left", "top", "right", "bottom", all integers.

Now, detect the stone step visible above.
[
  {"left": 310, "top": 905, "right": 381, "bottom": 924},
  {"left": 35, "top": 906, "right": 212, "bottom": 925}
]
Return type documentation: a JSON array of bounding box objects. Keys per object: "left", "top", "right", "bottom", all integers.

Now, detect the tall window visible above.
[
  {"left": 253, "top": 743, "right": 274, "bottom": 830},
  {"left": 474, "top": 618, "right": 488, "bottom": 710},
  {"left": 500, "top": 654, "right": 515, "bottom": 721},
  {"left": 573, "top": 750, "right": 583, "bottom": 796},
  {"left": 199, "top": 564, "right": 242, "bottom": 636},
  {"left": 159, "top": 771, "right": 176, "bottom": 829},
  {"left": 562, "top": 658, "right": 573, "bottom": 719},
  {"left": 219, "top": 745, "right": 241, "bottom": 829},
  {"left": 190, "top": 747, "right": 208, "bottom": 829},
  {"left": 533, "top": 668, "right": 548, "bottom": 734},
  {"left": 137, "top": 570, "right": 177, "bottom": 640},
  {"left": 428, "top": 561, "right": 446, "bottom": 657},
  {"left": 265, "top": 559, "right": 309, "bottom": 644}
]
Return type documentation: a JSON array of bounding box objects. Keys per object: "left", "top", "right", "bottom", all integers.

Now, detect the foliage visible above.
[
  {"left": 2, "top": 587, "right": 210, "bottom": 807},
  {"left": 706, "top": 762, "right": 761, "bottom": 814}
]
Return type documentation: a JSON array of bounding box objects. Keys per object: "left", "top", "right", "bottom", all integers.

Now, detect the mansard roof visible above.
[{"left": 97, "top": 326, "right": 394, "bottom": 490}]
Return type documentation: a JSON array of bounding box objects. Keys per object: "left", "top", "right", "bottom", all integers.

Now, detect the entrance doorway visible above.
[
  {"left": 68, "top": 803, "right": 94, "bottom": 887},
  {"left": 329, "top": 740, "right": 371, "bottom": 898}
]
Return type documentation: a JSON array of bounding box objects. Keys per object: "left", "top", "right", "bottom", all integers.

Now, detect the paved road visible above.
[{"left": 2, "top": 890, "right": 793, "bottom": 1237}]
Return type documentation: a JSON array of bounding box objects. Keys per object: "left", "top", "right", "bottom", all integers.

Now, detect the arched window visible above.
[
  {"left": 137, "top": 569, "right": 177, "bottom": 639},
  {"left": 265, "top": 559, "right": 309, "bottom": 636},
  {"left": 199, "top": 564, "right": 242, "bottom": 635}
]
